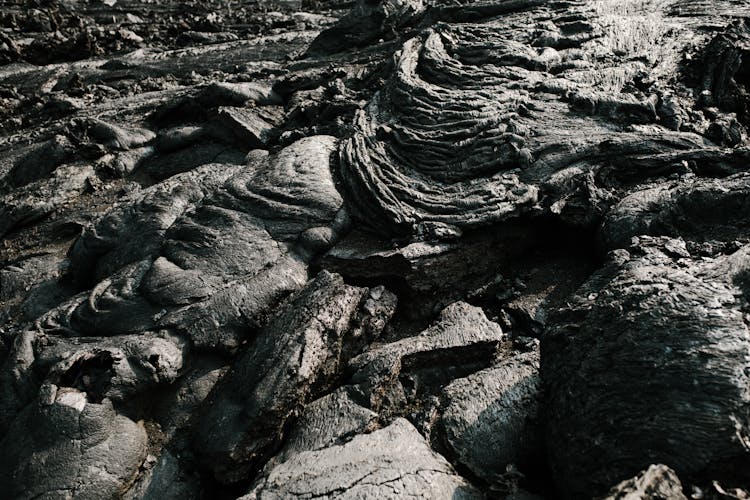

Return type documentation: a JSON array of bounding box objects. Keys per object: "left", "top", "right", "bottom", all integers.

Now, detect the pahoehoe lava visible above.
[{"left": 1, "top": 0, "right": 750, "bottom": 498}]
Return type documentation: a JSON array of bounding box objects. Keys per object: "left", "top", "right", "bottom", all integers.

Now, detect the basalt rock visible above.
[
  {"left": 0, "top": 324, "right": 187, "bottom": 435},
  {"left": 542, "top": 238, "right": 750, "bottom": 497},
  {"left": 333, "top": 0, "right": 745, "bottom": 238},
  {"left": 347, "top": 301, "right": 506, "bottom": 418},
  {"left": 245, "top": 418, "right": 482, "bottom": 499},
  {"left": 697, "top": 19, "right": 750, "bottom": 123},
  {"left": 68, "top": 163, "right": 244, "bottom": 287},
  {"left": 2, "top": 0, "right": 750, "bottom": 497},
  {"left": 192, "top": 271, "right": 397, "bottom": 483},
  {"left": 0, "top": 389, "right": 148, "bottom": 499},
  {"left": 0, "top": 163, "right": 94, "bottom": 238},
  {"left": 56, "top": 135, "right": 347, "bottom": 352},
  {"left": 306, "top": 0, "right": 426, "bottom": 56},
  {"left": 437, "top": 349, "right": 542, "bottom": 484},
  {"left": 601, "top": 171, "right": 750, "bottom": 251},
  {"left": 272, "top": 387, "right": 379, "bottom": 463},
  {"left": 601, "top": 464, "right": 687, "bottom": 500}
]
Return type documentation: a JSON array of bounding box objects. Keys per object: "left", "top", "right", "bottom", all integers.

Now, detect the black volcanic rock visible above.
[
  {"left": 542, "top": 238, "right": 750, "bottom": 497},
  {"left": 437, "top": 349, "right": 542, "bottom": 484},
  {"left": 192, "top": 270, "right": 397, "bottom": 483},
  {"left": 1, "top": 0, "right": 750, "bottom": 497}
]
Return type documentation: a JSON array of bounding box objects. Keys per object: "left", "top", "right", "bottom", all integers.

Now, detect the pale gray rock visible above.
[
  {"left": 246, "top": 418, "right": 482, "bottom": 499},
  {"left": 601, "top": 464, "right": 687, "bottom": 500}
]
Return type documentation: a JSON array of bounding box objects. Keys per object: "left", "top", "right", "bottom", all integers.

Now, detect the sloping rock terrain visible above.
[{"left": 2, "top": 0, "right": 750, "bottom": 498}]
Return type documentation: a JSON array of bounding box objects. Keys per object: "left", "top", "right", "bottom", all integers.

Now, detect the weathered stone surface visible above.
[
  {"left": 438, "top": 350, "right": 541, "bottom": 483},
  {"left": 274, "top": 387, "right": 379, "bottom": 463},
  {"left": 153, "top": 355, "right": 228, "bottom": 437},
  {"left": 0, "top": 325, "right": 187, "bottom": 435},
  {"left": 348, "top": 301, "right": 506, "bottom": 414},
  {"left": 601, "top": 172, "right": 750, "bottom": 251},
  {"left": 0, "top": 391, "right": 148, "bottom": 499},
  {"left": 82, "top": 117, "right": 156, "bottom": 151},
  {"left": 306, "top": 0, "right": 425, "bottom": 56},
  {"left": 68, "top": 162, "right": 243, "bottom": 287},
  {"left": 124, "top": 450, "right": 200, "bottom": 500},
  {"left": 31, "top": 135, "right": 348, "bottom": 353},
  {"left": 332, "top": 0, "right": 749, "bottom": 239},
  {"left": 192, "top": 271, "right": 397, "bottom": 483},
  {"left": 2, "top": 0, "right": 750, "bottom": 497},
  {"left": 211, "top": 106, "right": 280, "bottom": 149},
  {"left": 0, "top": 253, "right": 63, "bottom": 303},
  {"left": 542, "top": 238, "right": 750, "bottom": 497},
  {"left": 601, "top": 464, "right": 687, "bottom": 500},
  {"left": 246, "top": 418, "right": 482, "bottom": 499},
  {"left": 4, "top": 134, "right": 76, "bottom": 188},
  {"left": 0, "top": 163, "right": 94, "bottom": 238}
]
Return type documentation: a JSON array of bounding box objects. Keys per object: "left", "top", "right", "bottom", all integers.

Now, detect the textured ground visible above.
[{"left": 2, "top": 0, "right": 750, "bottom": 498}]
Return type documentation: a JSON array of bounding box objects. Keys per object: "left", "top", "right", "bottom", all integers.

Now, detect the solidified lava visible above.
[{"left": 1, "top": 0, "right": 750, "bottom": 498}]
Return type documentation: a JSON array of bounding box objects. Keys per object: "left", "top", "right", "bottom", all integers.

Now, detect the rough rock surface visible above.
[
  {"left": 438, "top": 349, "right": 541, "bottom": 484},
  {"left": 192, "top": 270, "right": 397, "bottom": 483},
  {"left": 0, "top": 391, "right": 148, "bottom": 499},
  {"left": 601, "top": 464, "right": 687, "bottom": 500},
  {"left": 542, "top": 238, "right": 750, "bottom": 497},
  {"left": 2, "top": 0, "right": 750, "bottom": 498},
  {"left": 246, "top": 418, "right": 482, "bottom": 499},
  {"left": 347, "top": 301, "right": 507, "bottom": 421},
  {"left": 273, "top": 387, "right": 379, "bottom": 463}
]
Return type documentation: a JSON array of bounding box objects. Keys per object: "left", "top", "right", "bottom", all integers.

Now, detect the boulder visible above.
[
  {"left": 192, "top": 271, "right": 397, "bottom": 483},
  {"left": 246, "top": 418, "right": 481, "bottom": 499},
  {"left": 438, "top": 350, "right": 541, "bottom": 482},
  {"left": 542, "top": 239, "right": 750, "bottom": 497}
]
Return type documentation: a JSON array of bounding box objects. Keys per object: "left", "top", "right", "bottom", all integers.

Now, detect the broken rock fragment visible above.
[
  {"left": 601, "top": 464, "right": 687, "bottom": 500},
  {"left": 438, "top": 349, "right": 542, "bottom": 483},
  {"left": 192, "top": 271, "right": 397, "bottom": 483},
  {"left": 347, "top": 301, "right": 506, "bottom": 415},
  {"left": 542, "top": 239, "right": 750, "bottom": 497},
  {"left": 273, "top": 387, "right": 379, "bottom": 463},
  {"left": 349, "top": 302, "right": 505, "bottom": 398},
  {"left": 246, "top": 418, "right": 482, "bottom": 499}
]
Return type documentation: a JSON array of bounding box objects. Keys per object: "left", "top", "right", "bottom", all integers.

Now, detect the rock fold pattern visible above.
[{"left": 1, "top": 0, "right": 750, "bottom": 498}]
